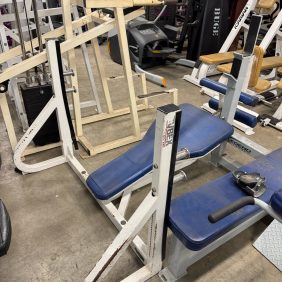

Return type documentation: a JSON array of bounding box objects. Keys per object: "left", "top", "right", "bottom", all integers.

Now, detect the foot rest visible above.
[
  {"left": 169, "top": 148, "right": 282, "bottom": 251},
  {"left": 0, "top": 199, "right": 12, "bottom": 256},
  {"left": 199, "top": 51, "right": 241, "bottom": 65},
  {"left": 209, "top": 98, "right": 258, "bottom": 128},
  {"left": 200, "top": 78, "right": 259, "bottom": 107}
]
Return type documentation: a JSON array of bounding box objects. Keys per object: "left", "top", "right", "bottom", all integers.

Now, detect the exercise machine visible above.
[
  {"left": 108, "top": 2, "right": 197, "bottom": 87},
  {"left": 10, "top": 13, "right": 279, "bottom": 281},
  {"left": 183, "top": 0, "right": 279, "bottom": 86},
  {"left": 0, "top": 2, "right": 159, "bottom": 157},
  {"left": 0, "top": 0, "right": 102, "bottom": 134},
  {"left": 108, "top": 16, "right": 175, "bottom": 87},
  {"left": 200, "top": 8, "right": 282, "bottom": 135}
]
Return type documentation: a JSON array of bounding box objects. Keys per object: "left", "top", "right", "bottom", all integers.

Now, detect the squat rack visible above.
[{"left": 0, "top": 0, "right": 177, "bottom": 157}]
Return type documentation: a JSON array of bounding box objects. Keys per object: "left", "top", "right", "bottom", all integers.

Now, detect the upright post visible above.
[
  {"left": 62, "top": 0, "right": 83, "bottom": 136},
  {"left": 113, "top": 7, "right": 141, "bottom": 138}
]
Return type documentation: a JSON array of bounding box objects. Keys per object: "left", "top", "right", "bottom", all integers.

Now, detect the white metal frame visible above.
[{"left": 11, "top": 39, "right": 184, "bottom": 279}]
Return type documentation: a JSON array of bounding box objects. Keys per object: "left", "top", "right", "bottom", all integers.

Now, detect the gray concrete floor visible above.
[{"left": 0, "top": 45, "right": 282, "bottom": 282}]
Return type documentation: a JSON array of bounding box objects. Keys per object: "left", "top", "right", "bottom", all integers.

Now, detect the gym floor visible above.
[{"left": 0, "top": 45, "right": 281, "bottom": 282}]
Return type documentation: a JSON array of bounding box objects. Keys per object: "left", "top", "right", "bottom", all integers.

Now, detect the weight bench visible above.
[
  {"left": 218, "top": 56, "right": 282, "bottom": 75},
  {"left": 86, "top": 103, "right": 234, "bottom": 201},
  {"left": 160, "top": 148, "right": 282, "bottom": 281}
]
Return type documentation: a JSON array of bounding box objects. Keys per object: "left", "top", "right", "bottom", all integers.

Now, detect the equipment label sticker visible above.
[{"left": 163, "top": 120, "right": 174, "bottom": 147}]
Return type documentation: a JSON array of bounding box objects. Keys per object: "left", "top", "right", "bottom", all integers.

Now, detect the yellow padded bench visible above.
[
  {"left": 254, "top": 79, "right": 272, "bottom": 92},
  {"left": 217, "top": 56, "right": 282, "bottom": 74},
  {"left": 278, "top": 67, "right": 282, "bottom": 76},
  {"left": 199, "top": 50, "right": 243, "bottom": 65},
  {"left": 216, "top": 46, "right": 274, "bottom": 92},
  {"left": 257, "top": 0, "right": 276, "bottom": 9}
]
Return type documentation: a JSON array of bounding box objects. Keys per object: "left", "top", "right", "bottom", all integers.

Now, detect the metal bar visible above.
[
  {"left": 0, "top": 9, "right": 145, "bottom": 83},
  {"left": 173, "top": 171, "right": 187, "bottom": 184},
  {"left": 32, "top": 0, "right": 47, "bottom": 79},
  {"left": 12, "top": 0, "right": 27, "bottom": 59},
  {"left": 12, "top": 0, "right": 31, "bottom": 83},
  {"left": 72, "top": 5, "right": 102, "bottom": 113}
]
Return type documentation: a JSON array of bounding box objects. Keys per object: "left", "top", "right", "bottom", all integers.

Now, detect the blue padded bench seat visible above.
[
  {"left": 87, "top": 104, "right": 234, "bottom": 200},
  {"left": 169, "top": 148, "right": 282, "bottom": 251},
  {"left": 200, "top": 78, "right": 259, "bottom": 107},
  {"left": 209, "top": 98, "right": 258, "bottom": 128}
]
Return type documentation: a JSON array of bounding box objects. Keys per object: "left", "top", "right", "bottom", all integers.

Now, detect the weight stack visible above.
[{"left": 21, "top": 84, "right": 60, "bottom": 146}]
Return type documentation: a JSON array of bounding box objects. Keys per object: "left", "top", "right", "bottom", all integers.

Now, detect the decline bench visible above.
[
  {"left": 85, "top": 103, "right": 281, "bottom": 282},
  {"left": 86, "top": 103, "right": 234, "bottom": 201}
]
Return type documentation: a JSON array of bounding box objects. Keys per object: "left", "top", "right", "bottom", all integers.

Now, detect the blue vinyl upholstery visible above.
[
  {"left": 169, "top": 148, "right": 282, "bottom": 251},
  {"left": 87, "top": 104, "right": 234, "bottom": 200},
  {"left": 270, "top": 190, "right": 282, "bottom": 217},
  {"left": 200, "top": 78, "right": 259, "bottom": 107},
  {"left": 209, "top": 98, "right": 258, "bottom": 128}
]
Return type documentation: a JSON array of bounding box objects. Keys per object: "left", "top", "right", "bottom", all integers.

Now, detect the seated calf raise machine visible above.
[
  {"left": 184, "top": 0, "right": 280, "bottom": 86},
  {"left": 12, "top": 13, "right": 282, "bottom": 280}
]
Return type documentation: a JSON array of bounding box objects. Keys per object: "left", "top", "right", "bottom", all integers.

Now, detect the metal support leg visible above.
[
  {"left": 0, "top": 93, "right": 17, "bottom": 151},
  {"left": 72, "top": 6, "right": 102, "bottom": 113},
  {"left": 114, "top": 7, "right": 141, "bottom": 138}
]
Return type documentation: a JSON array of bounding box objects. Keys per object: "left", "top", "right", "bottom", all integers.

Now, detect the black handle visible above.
[
  {"left": 208, "top": 197, "right": 255, "bottom": 223},
  {"left": 163, "top": 0, "right": 177, "bottom": 5}
]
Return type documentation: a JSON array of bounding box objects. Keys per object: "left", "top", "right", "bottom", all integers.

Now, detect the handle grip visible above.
[
  {"left": 133, "top": 0, "right": 177, "bottom": 5},
  {"left": 208, "top": 196, "right": 255, "bottom": 223},
  {"left": 163, "top": 0, "right": 177, "bottom": 5}
]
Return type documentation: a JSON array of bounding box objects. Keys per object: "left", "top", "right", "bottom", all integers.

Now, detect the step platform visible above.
[
  {"left": 87, "top": 104, "right": 234, "bottom": 200},
  {"left": 169, "top": 148, "right": 282, "bottom": 251}
]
